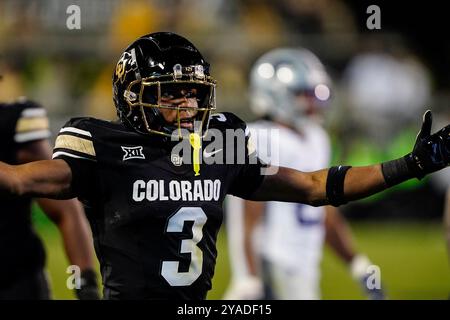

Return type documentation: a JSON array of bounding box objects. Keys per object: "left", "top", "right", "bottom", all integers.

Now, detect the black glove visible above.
[
  {"left": 382, "top": 110, "right": 449, "bottom": 186},
  {"left": 75, "top": 269, "right": 100, "bottom": 300},
  {"left": 404, "top": 110, "right": 450, "bottom": 179}
]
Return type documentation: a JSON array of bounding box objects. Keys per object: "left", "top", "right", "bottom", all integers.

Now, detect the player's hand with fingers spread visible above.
[
  {"left": 406, "top": 110, "right": 450, "bottom": 178},
  {"left": 382, "top": 110, "right": 450, "bottom": 186}
]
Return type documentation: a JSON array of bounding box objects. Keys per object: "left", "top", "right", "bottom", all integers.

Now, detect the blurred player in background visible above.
[
  {"left": 0, "top": 96, "right": 99, "bottom": 299},
  {"left": 224, "top": 48, "right": 385, "bottom": 300}
]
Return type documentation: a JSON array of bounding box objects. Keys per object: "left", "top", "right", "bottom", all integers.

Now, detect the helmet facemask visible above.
[{"left": 123, "top": 64, "right": 216, "bottom": 140}]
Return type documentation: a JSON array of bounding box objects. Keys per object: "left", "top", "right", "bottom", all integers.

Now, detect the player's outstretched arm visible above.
[
  {"left": 0, "top": 159, "right": 74, "bottom": 199},
  {"left": 250, "top": 164, "right": 385, "bottom": 206},
  {"left": 249, "top": 111, "right": 449, "bottom": 206},
  {"left": 15, "top": 138, "right": 100, "bottom": 299}
]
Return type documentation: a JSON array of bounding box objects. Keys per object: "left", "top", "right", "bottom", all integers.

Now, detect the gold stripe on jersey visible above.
[
  {"left": 15, "top": 117, "right": 49, "bottom": 133},
  {"left": 54, "top": 134, "right": 96, "bottom": 157}
]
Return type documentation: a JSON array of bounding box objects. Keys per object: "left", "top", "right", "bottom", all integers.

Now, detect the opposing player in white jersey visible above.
[{"left": 224, "top": 48, "right": 385, "bottom": 300}]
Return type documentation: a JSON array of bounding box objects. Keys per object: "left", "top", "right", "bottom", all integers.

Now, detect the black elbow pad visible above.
[{"left": 326, "top": 165, "right": 352, "bottom": 207}]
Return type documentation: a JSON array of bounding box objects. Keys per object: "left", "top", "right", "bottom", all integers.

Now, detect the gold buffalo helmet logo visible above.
[{"left": 115, "top": 52, "right": 131, "bottom": 83}]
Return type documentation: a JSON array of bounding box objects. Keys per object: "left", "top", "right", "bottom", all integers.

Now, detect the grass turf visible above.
[{"left": 32, "top": 209, "right": 449, "bottom": 300}]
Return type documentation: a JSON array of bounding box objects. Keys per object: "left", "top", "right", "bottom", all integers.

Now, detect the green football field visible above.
[{"left": 33, "top": 209, "right": 450, "bottom": 300}]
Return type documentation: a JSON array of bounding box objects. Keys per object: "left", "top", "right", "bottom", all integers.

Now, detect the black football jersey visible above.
[
  {"left": 0, "top": 100, "right": 51, "bottom": 284},
  {"left": 53, "top": 112, "right": 265, "bottom": 299}
]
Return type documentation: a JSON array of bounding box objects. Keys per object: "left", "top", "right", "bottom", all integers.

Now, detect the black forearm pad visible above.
[
  {"left": 381, "top": 156, "right": 415, "bottom": 187},
  {"left": 326, "top": 166, "right": 352, "bottom": 207}
]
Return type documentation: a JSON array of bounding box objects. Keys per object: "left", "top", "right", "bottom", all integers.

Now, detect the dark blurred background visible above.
[{"left": 0, "top": 0, "right": 448, "bottom": 299}]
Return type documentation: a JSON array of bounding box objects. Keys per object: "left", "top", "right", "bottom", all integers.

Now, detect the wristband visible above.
[{"left": 381, "top": 156, "right": 415, "bottom": 187}]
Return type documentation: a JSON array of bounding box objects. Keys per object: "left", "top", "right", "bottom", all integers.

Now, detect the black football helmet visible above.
[{"left": 113, "top": 32, "right": 216, "bottom": 138}]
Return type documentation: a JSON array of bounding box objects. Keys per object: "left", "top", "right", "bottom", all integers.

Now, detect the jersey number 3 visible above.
[{"left": 161, "top": 207, "right": 207, "bottom": 286}]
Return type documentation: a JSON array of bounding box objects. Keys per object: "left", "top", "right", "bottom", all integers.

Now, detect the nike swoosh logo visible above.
[{"left": 203, "top": 149, "right": 223, "bottom": 158}]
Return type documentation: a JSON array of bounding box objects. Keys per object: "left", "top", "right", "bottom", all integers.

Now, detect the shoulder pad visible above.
[
  {"left": 62, "top": 116, "right": 93, "bottom": 131},
  {"left": 61, "top": 116, "right": 121, "bottom": 134},
  {"left": 209, "top": 112, "right": 248, "bottom": 132},
  {"left": 12, "top": 99, "right": 50, "bottom": 144},
  {"left": 13, "top": 98, "right": 44, "bottom": 110}
]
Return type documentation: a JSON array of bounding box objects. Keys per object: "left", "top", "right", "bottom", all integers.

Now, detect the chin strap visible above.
[{"left": 189, "top": 132, "right": 201, "bottom": 176}]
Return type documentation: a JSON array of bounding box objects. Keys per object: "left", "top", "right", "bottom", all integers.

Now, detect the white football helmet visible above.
[{"left": 249, "top": 48, "right": 331, "bottom": 129}]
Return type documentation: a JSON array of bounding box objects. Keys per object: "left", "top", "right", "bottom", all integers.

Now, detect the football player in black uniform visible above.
[
  {"left": 0, "top": 98, "right": 99, "bottom": 299},
  {"left": 0, "top": 32, "right": 448, "bottom": 300}
]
